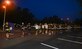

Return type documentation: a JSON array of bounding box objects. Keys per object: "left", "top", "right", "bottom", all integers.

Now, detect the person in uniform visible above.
[{"left": 5, "top": 22, "right": 11, "bottom": 39}]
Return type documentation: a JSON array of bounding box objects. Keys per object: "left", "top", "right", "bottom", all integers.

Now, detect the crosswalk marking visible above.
[
  {"left": 58, "top": 38, "right": 82, "bottom": 44},
  {"left": 41, "top": 43, "right": 59, "bottom": 49}
]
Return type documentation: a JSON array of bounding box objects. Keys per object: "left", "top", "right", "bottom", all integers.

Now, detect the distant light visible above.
[
  {"left": 3, "top": 5, "right": 6, "bottom": 8},
  {"left": 2, "top": 0, "right": 11, "bottom": 8},
  {"left": 67, "top": 18, "right": 69, "bottom": 20},
  {"left": 61, "top": 18, "right": 63, "bottom": 20},
  {"left": 22, "top": 22, "right": 24, "bottom": 25},
  {"left": 5, "top": 0, "right": 11, "bottom": 5}
]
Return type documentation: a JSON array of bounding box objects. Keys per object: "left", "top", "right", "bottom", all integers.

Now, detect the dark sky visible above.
[{"left": 16, "top": 0, "right": 80, "bottom": 20}]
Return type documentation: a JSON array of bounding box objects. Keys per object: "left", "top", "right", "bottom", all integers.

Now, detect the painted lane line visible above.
[
  {"left": 67, "top": 35, "right": 82, "bottom": 39},
  {"left": 41, "top": 43, "right": 59, "bottom": 49},
  {"left": 58, "top": 38, "right": 82, "bottom": 44}
]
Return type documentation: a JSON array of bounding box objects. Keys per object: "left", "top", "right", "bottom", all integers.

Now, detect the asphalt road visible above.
[{"left": 3, "top": 29, "right": 82, "bottom": 49}]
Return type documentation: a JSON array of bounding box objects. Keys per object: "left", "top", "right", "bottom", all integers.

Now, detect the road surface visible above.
[{"left": 1, "top": 29, "right": 82, "bottom": 49}]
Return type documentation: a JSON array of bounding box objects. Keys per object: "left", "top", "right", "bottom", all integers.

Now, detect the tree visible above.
[
  {"left": 41, "top": 15, "right": 61, "bottom": 24},
  {"left": 0, "top": 6, "right": 37, "bottom": 25},
  {"left": 77, "top": 0, "right": 82, "bottom": 15},
  {"left": 73, "top": 18, "right": 82, "bottom": 25},
  {"left": 6, "top": 7, "right": 22, "bottom": 24},
  {"left": 79, "top": 0, "right": 82, "bottom": 6},
  {"left": 20, "top": 8, "right": 36, "bottom": 24},
  {"left": 80, "top": 0, "right": 82, "bottom": 15}
]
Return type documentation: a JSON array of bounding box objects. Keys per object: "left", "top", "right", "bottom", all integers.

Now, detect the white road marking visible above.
[
  {"left": 41, "top": 43, "right": 59, "bottom": 49},
  {"left": 67, "top": 35, "right": 82, "bottom": 39},
  {"left": 58, "top": 38, "right": 82, "bottom": 44}
]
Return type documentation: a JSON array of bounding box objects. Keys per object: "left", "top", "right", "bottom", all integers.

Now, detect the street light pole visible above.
[
  {"left": 2, "top": 0, "right": 11, "bottom": 31},
  {"left": 3, "top": 6, "right": 6, "bottom": 31}
]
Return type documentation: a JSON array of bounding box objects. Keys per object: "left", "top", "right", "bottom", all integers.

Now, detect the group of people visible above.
[
  {"left": 4, "top": 22, "right": 72, "bottom": 39},
  {"left": 4, "top": 22, "right": 13, "bottom": 39},
  {"left": 33, "top": 23, "right": 72, "bottom": 30},
  {"left": 18, "top": 23, "right": 72, "bottom": 35},
  {"left": 33, "top": 23, "right": 72, "bottom": 35}
]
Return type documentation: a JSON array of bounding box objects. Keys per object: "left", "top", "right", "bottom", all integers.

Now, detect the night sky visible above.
[{"left": 16, "top": 0, "right": 80, "bottom": 21}]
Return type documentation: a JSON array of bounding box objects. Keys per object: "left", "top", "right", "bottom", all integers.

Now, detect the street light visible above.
[
  {"left": 3, "top": 5, "right": 6, "bottom": 31},
  {"left": 5, "top": 0, "right": 11, "bottom": 5},
  {"left": 2, "top": 0, "right": 11, "bottom": 31}
]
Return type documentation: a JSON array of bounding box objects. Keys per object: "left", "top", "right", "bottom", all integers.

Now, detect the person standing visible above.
[{"left": 5, "top": 22, "right": 10, "bottom": 39}]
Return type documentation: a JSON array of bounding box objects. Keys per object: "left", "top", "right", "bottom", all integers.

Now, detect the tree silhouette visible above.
[
  {"left": 77, "top": 0, "right": 82, "bottom": 15},
  {"left": 41, "top": 15, "right": 61, "bottom": 24},
  {"left": 79, "top": 0, "right": 82, "bottom": 6},
  {"left": 73, "top": 18, "right": 82, "bottom": 25},
  {"left": 6, "top": 7, "right": 22, "bottom": 24},
  {"left": 21, "top": 8, "right": 35, "bottom": 24},
  {"left": 0, "top": 5, "right": 36, "bottom": 25}
]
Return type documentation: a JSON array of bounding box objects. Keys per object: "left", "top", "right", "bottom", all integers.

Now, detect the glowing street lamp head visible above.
[
  {"left": 5, "top": 0, "right": 11, "bottom": 5},
  {"left": 3, "top": 5, "right": 6, "bottom": 8},
  {"left": 2, "top": 0, "right": 11, "bottom": 9}
]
